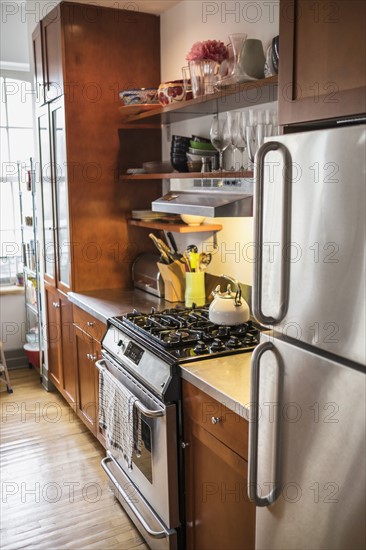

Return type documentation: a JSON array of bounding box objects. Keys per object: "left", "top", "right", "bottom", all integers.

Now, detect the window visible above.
[{"left": 0, "top": 74, "right": 34, "bottom": 286}]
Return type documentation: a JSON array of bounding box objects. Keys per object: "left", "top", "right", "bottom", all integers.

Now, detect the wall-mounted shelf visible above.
[
  {"left": 121, "top": 170, "right": 253, "bottom": 181},
  {"left": 128, "top": 219, "right": 223, "bottom": 233},
  {"left": 119, "top": 76, "right": 277, "bottom": 125}
]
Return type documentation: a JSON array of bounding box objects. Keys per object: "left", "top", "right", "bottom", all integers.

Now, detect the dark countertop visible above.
[{"left": 68, "top": 288, "right": 172, "bottom": 323}]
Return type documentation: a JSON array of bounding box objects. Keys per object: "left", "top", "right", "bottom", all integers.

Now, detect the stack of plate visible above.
[{"left": 131, "top": 211, "right": 165, "bottom": 221}]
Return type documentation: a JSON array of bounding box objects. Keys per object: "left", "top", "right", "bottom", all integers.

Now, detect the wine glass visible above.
[
  {"left": 226, "top": 111, "right": 237, "bottom": 171},
  {"left": 231, "top": 111, "right": 247, "bottom": 172},
  {"left": 246, "top": 110, "right": 258, "bottom": 167},
  {"left": 210, "top": 114, "right": 231, "bottom": 171}
]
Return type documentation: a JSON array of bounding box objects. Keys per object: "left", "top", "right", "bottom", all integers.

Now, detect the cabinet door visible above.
[
  {"left": 184, "top": 417, "right": 255, "bottom": 550},
  {"left": 279, "top": 0, "right": 366, "bottom": 125},
  {"left": 32, "top": 23, "right": 45, "bottom": 105},
  {"left": 59, "top": 293, "right": 76, "bottom": 406},
  {"left": 42, "top": 5, "right": 63, "bottom": 102},
  {"left": 37, "top": 106, "right": 56, "bottom": 285},
  {"left": 50, "top": 98, "right": 71, "bottom": 292},
  {"left": 44, "top": 285, "right": 62, "bottom": 389},
  {"left": 74, "top": 327, "right": 98, "bottom": 435}
]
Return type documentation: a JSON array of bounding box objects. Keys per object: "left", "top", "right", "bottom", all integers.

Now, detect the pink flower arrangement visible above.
[{"left": 186, "top": 40, "right": 229, "bottom": 63}]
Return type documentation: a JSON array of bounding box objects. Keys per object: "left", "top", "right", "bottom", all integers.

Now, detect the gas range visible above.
[
  {"left": 101, "top": 306, "right": 259, "bottom": 401},
  {"left": 116, "top": 306, "right": 259, "bottom": 360}
]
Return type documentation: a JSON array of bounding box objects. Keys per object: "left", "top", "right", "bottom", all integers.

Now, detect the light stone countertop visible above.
[
  {"left": 68, "top": 288, "right": 171, "bottom": 323},
  {"left": 68, "top": 288, "right": 253, "bottom": 418},
  {"left": 180, "top": 352, "right": 252, "bottom": 420}
]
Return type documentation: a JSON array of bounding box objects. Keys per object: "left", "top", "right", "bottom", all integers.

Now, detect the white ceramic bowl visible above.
[{"left": 180, "top": 214, "right": 206, "bottom": 226}]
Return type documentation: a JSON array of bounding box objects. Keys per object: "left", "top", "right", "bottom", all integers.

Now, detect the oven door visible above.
[{"left": 97, "top": 355, "right": 179, "bottom": 543}]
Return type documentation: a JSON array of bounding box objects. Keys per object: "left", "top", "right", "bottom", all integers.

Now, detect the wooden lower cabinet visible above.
[
  {"left": 74, "top": 326, "right": 101, "bottom": 436},
  {"left": 72, "top": 306, "right": 106, "bottom": 442},
  {"left": 59, "top": 292, "right": 76, "bottom": 406},
  {"left": 183, "top": 380, "right": 255, "bottom": 550},
  {"left": 44, "top": 286, "right": 76, "bottom": 406},
  {"left": 44, "top": 285, "right": 62, "bottom": 389}
]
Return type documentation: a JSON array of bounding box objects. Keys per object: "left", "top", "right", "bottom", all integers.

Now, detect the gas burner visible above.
[
  {"left": 164, "top": 330, "right": 190, "bottom": 344},
  {"left": 210, "top": 338, "right": 226, "bottom": 352},
  {"left": 194, "top": 341, "right": 209, "bottom": 355},
  {"left": 227, "top": 335, "right": 242, "bottom": 349},
  {"left": 117, "top": 306, "right": 260, "bottom": 359}
]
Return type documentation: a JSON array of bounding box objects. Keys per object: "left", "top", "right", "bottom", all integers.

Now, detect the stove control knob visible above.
[
  {"left": 117, "top": 339, "right": 126, "bottom": 351},
  {"left": 194, "top": 340, "right": 209, "bottom": 355}
]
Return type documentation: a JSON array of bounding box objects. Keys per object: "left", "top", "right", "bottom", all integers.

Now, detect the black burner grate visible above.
[{"left": 116, "top": 306, "right": 259, "bottom": 356}]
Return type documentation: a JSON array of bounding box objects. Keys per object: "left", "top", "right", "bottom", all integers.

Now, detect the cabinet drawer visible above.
[
  {"left": 73, "top": 306, "right": 106, "bottom": 343},
  {"left": 183, "top": 380, "right": 249, "bottom": 460}
]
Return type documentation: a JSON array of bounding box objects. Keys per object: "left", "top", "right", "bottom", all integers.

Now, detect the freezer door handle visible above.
[
  {"left": 248, "top": 340, "right": 282, "bottom": 507},
  {"left": 253, "top": 141, "right": 292, "bottom": 324}
]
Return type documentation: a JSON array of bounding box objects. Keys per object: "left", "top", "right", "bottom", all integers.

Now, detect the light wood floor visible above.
[{"left": 0, "top": 368, "right": 148, "bottom": 550}]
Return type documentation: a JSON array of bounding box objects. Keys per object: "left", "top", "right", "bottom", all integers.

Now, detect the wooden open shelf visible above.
[
  {"left": 121, "top": 170, "right": 253, "bottom": 180},
  {"left": 128, "top": 219, "right": 223, "bottom": 233},
  {"left": 119, "top": 76, "right": 278, "bottom": 124}
]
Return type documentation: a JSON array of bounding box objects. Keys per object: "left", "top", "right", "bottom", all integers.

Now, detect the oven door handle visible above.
[
  {"left": 101, "top": 455, "right": 167, "bottom": 539},
  {"left": 96, "top": 359, "right": 165, "bottom": 418}
]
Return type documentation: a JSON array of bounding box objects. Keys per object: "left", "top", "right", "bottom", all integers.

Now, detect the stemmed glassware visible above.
[
  {"left": 210, "top": 114, "right": 231, "bottom": 171},
  {"left": 246, "top": 109, "right": 276, "bottom": 167},
  {"left": 231, "top": 111, "right": 248, "bottom": 172},
  {"left": 226, "top": 112, "right": 236, "bottom": 171}
]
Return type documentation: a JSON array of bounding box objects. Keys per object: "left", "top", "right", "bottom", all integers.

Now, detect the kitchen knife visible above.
[
  {"left": 149, "top": 233, "right": 172, "bottom": 264},
  {"left": 166, "top": 232, "right": 185, "bottom": 262}
]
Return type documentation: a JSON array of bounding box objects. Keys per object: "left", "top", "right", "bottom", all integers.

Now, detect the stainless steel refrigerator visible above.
[{"left": 249, "top": 124, "right": 366, "bottom": 550}]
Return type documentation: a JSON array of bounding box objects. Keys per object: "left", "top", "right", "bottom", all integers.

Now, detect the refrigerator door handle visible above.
[
  {"left": 248, "top": 340, "right": 282, "bottom": 507},
  {"left": 253, "top": 141, "right": 292, "bottom": 324}
]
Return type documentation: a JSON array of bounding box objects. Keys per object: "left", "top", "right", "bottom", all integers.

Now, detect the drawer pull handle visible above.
[
  {"left": 181, "top": 441, "right": 190, "bottom": 449},
  {"left": 211, "top": 416, "right": 221, "bottom": 425},
  {"left": 52, "top": 302, "right": 60, "bottom": 308},
  {"left": 87, "top": 321, "right": 94, "bottom": 327}
]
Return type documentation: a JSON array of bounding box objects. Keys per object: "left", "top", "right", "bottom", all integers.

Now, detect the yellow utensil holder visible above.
[{"left": 185, "top": 272, "right": 205, "bottom": 307}]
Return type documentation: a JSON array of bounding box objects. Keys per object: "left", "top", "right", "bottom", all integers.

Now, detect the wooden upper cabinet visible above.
[
  {"left": 33, "top": 2, "right": 161, "bottom": 293},
  {"left": 32, "top": 23, "right": 45, "bottom": 104},
  {"left": 42, "top": 5, "right": 63, "bottom": 102},
  {"left": 32, "top": 7, "right": 63, "bottom": 105},
  {"left": 279, "top": 0, "right": 366, "bottom": 126}
]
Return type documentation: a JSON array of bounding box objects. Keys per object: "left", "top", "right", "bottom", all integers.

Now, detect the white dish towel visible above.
[{"left": 99, "top": 367, "right": 142, "bottom": 469}]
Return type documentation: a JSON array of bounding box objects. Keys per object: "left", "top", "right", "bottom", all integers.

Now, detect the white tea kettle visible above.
[{"left": 209, "top": 275, "right": 250, "bottom": 326}]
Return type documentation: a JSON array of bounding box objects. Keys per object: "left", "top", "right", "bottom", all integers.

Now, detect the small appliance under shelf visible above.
[{"left": 128, "top": 219, "right": 223, "bottom": 233}]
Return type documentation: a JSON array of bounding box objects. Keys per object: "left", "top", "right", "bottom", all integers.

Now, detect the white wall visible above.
[
  {"left": 0, "top": 0, "right": 30, "bottom": 68},
  {"left": 160, "top": 0, "right": 279, "bottom": 285},
  {"left": 161, "top": 0, "right": 279, "bottom": 81}
]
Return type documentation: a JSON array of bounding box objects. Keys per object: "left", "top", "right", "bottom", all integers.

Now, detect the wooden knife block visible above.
[{"left": 157, "top": 261, "right": 186, "bottom": 302}]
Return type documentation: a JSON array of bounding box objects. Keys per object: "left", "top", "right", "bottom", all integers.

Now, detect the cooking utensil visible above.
[
  {"left": 198, "top": 252, "right": 212, "bottom": 271},
  {"left": 208, "top": 275, "right": 250, "bottom": 325},
  {"left": 183, "top": 252, "right": 191, "bottom": 272},
  {"left": 149, "top": 233, "right": 172, "bottom": 264}
]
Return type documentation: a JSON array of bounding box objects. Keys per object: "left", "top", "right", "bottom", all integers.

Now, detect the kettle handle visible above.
[{"left": 220, "top": 275, "right": 242, "bottom": 306}]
